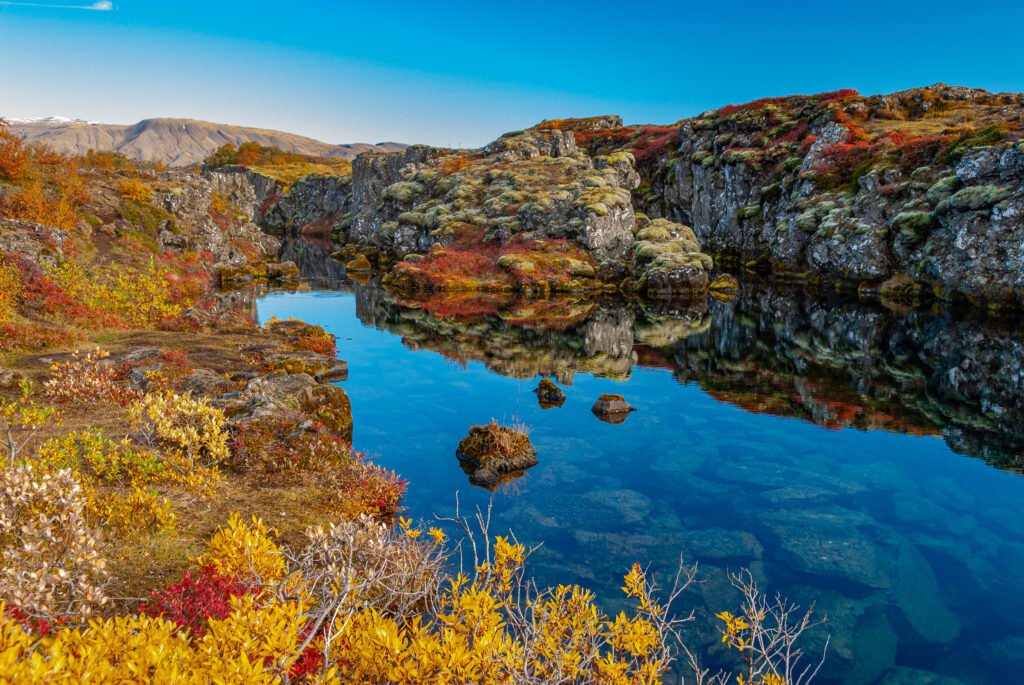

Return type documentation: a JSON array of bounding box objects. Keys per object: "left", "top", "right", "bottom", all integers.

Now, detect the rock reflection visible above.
[{"left": 351, "top": 275, "right": 1024, "bottom": 473}]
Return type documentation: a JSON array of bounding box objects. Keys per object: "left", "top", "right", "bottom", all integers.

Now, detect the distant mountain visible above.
[{"left": 4, "top": 117, "right": 407, "bottom": 166}]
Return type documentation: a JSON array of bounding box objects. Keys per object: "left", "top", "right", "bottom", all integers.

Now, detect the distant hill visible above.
[{"left": 4, "top": 117, "right": 407, "bottom": 166}]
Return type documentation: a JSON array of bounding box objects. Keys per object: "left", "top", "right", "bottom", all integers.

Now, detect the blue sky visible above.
[{"left": 2, "top": 1, "right": 1023, "bottom": 147}]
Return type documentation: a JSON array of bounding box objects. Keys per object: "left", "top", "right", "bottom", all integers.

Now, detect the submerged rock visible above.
[
  {"left": 762, "top": 507, "right": 896, "bottom": 589},
  {"left": 708, "top": 273, "right": 740, "bottom": 303},
  {"left": 591, "top": 393, "right": 636, "bottom": 423},
  {"left": 534, "top": 377, "right": 566, "bottom": 408},
  {"left": 456, "top": 422, "right": 538, "bottom": 488},
  {"left": 878, "top": 667, "right": 967, "bottom": 685}
]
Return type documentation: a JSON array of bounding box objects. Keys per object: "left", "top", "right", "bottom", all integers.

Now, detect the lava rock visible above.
[
  {"left": 591, "top": 393, "right": 635, "bottom": 423},
  {"left": 534, "top": 378, "right": 565, "bottom": 408},
  {"left": 456, "top": 422, "right": 538, "bottom": 488}
]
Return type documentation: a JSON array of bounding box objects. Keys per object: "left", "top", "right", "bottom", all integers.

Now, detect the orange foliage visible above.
[
  {"left": 119, "top": 178, "right": 154, "bottom": 204},
  {"left": 2, "top": 147, "right": 88, "bottom": 231},
  {"left": 236, "top": 142, "right": 261, "bottom": 167},
  {"left": 438, "top": 153, "right": 472, "bottom": 174},
  {"left": 0, "top": 119, "right": 29, "bottom": 182}
]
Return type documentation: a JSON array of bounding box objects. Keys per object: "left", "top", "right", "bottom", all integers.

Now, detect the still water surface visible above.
[{"left": 257, "top": 258, "right": 1024, "bottom": 685}]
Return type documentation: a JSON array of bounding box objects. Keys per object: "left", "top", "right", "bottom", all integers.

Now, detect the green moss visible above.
[
  {"left": 796, "top": 208, "right": 819, "bottom": 232},
  {"left": 737, "top": 204, "right": 763, "bottom": 222},
  {"left": 538, "top": 378, "right": 559, "bottom": 392},
  {"left": 926, "top": 175, "right": 961, "bottom": 205},
  {"left": 891, "top": 211, "right": 935, "bottom": 243},
  {"left": 383, "top": 181, "right": 425, "bottom": 204},
  {"left": 120, "top": 200, "right": 174, "bottom": 236},
  {"left": 398, "top": 211, "right": 427, "bottom": 228},
  {"left": 721, "top": 148, "right": 763, "bottom": 166},
  {"left": 947, "top": 184, "right": 1013, "bottom": 211}
]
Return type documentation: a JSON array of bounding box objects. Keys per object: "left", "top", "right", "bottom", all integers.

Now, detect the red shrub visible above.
[{"left": 140, "top": 563, "right": 252, "bottom": 637}]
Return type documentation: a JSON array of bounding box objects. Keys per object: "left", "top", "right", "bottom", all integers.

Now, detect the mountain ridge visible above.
[{"left": 4, "top": 116, "right": 407, "bottom": 166}]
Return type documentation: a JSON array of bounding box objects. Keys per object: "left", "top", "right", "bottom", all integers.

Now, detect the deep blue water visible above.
[{"left": 257, "top": 283, "right": 1024, "bottom": 685}]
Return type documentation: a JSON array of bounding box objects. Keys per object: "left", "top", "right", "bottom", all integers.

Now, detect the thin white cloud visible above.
[{"left": 0, "top": 1, "right": 113, "bottom": 8}]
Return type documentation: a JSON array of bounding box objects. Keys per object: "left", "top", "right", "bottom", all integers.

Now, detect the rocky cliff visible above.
[
  {"left": 250, "top": 85, "right": 1024, "bottom": 308},
  {"left": 571, "top": 85, "right": 1024, "bottom": 307},
  {"left": 259, "top": 127, "right": 714, "bottom": 298}
]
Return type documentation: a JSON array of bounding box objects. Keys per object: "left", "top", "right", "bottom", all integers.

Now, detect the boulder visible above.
[
  {"left": 708, "top": 274, "right": 739, "bottom": 303},
  {"left": 456, "top": 422, "right": 538, "bottom": 488},
  {"left": 241, "top": 371, "right": 316, "bottom": 405},
  {"left": 0, "top": 369, "right": 25, "bottom": 389},
  {"left": 534, "top": 378, "right": 565, "bottom": 408},
  {"left": 181, "top": 368, "right": 238, "bottom": 396},
  {"left": 266, "top": 260, "right": 300, "bottom": 282},
  {"left": 345, "top": 255, "right": 373, "bottom": 272},
  {"left": 591, "top": 393, "right": 635, "bottom": 423}
]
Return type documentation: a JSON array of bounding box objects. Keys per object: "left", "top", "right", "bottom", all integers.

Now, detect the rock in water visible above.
[
  {"left": 591, "top": 393, "right": 635, "bottom": 423},
  {"left": 534, "top": 378, "right": 565, "bottom": 408},
  {"left": 456, "top": 421, "right": 538, "bottom": 488}
]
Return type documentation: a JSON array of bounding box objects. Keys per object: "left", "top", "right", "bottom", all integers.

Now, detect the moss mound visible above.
[{"left": 456, "top": 421, "right": 538, "bottom": 487}]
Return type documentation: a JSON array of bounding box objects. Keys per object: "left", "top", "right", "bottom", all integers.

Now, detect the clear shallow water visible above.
[{"left": 257, "top": 260, "right": 1024, "bottom": 685}]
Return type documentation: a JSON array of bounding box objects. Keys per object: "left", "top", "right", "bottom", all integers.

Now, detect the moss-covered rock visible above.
[
  {"left": 456, "top": 421, "right": 538, "bottom": 487},
  {"left": 946, "top": 184, "right": 1014, "bottom": 212},
  {"left": 926, "top": 175, "right": 961, "bottom": 205},
  {"left": 300, "top": 384, "right": 353, "bottom": 442},
  {"left": 591, "top": 393, "right": 635, "bottom": 423},
  {"left": 219, "top": 262, "right": 267, "bottom": 285},
  {"left": 891, "top": 211, "right": 935, "bottom": 243},
  {"left": 534, "top": 377, "right": 566, "bottom": 408}
]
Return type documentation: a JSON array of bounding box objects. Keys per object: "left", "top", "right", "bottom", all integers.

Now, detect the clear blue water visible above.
[{"left": 257, "top": 276, "right": 1024, "bottom": 685}]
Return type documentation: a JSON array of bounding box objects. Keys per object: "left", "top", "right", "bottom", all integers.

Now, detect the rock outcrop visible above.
[{"left": 574, "top": 85, "right": 1024, "bottom": 307}]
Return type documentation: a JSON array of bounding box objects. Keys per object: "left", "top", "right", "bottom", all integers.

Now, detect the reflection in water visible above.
[
  {"left": 263, "top": 239, "right": 1024, "bottom": 685},
  {"left": 349, "top": 275, "right": 1024, "bottom": 473}
]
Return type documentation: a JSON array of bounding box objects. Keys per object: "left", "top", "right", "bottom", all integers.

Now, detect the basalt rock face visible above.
[
  {"left": 250, "top": 86, "right": 1024, "bottom": 306},
  {"left": 155, "top": 168, "right": 282, "bottom": 265},
  {"left": 601, "top": 85, "right": 1024, "bottom": 306},
  {"left": 262, "top": 173, "right": 352, "bottom": 232},
  {"left": 0, "top": 219, "right": 69, "bottom": 266},
  {"left": 346, "top": 145, "right": 440, "bottom": 252},
  {"left": 255, "top": 128, "right": 708, "bottom": 293}
]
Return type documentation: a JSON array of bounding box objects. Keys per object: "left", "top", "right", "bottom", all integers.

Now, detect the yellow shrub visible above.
[
  {"left": 31, "top": 430, "right": 176, "bottom": 540},
  {"left": 118, "top": 178, "right": 153, "bottom": 204},
  {"left": 197, "top": 594, "right": 313, "bottom": 678},
  {"left": 129, "top": 391, "right": 228, "bottom": 492},
  {"left": 198, "top": 513, "right": 286, "bottom": 585},
  {"left": 45, "top": 259, "right": 187, "bottom": 328},
  {"left": 0, "top": 261, "right": 19, "bottom": 323},
  {"left": 89, "top": 486, "right": 176, "bottom": 539}
]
